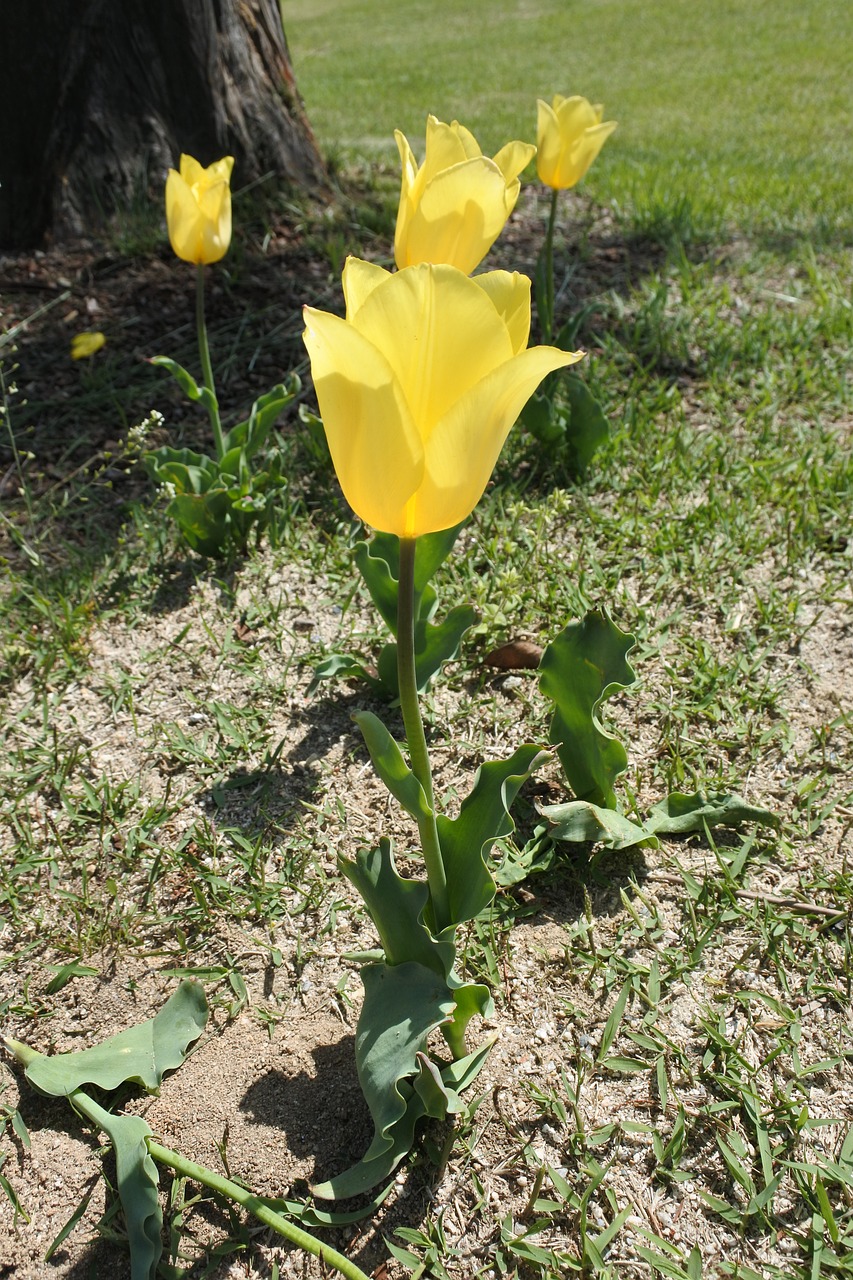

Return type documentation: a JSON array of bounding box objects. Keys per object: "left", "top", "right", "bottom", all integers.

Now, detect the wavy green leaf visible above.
[
  {"left": 352, "top": 713, "right": 433, "bottom": 826},
  {"left": 312, "top": 1032, "right": 493, "bottom": 1201},
  {"left": 563, "top": 373, "right": 611, "bottom": 473},
  {"left": 539, "top": 610, "right": 636, "bottom": 809},
  {"left": 543, "top": 799, "right": 655, "bottom": 850},
  {"left": 437, "top": 743, "right": 550, "bottom": 925},
  {"left": 646, "top": 790, "right": 779, "bottom": 835},
  {"left": 340, "top": 839, "right": 452, "bottom": 976},
  {"left": 355, "top": 962, "right": 454, "bottom": 1157},
  {"left": 150, "top": 355, "right": 217, "bottom": 416},
  {"left": 375, "top": 605, "right": 477, "bottom": 697},
  {"left": 25, "top": 980, "right": 208, "bottom": 1097},
  {"left": 80, "top": 1095, "right": 161, "bottom": 1280},
  {"left": 223, "top": 376, "right": 300, "bottom": 457}
]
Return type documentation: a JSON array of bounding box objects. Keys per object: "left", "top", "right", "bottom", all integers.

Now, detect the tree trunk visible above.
[{"left": 0, "top": 0, "right": 326, "bottom": 250}]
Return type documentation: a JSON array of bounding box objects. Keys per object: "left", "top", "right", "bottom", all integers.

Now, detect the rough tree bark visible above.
[{"left": 0, "top": 0, "right": 326, "bottom": 250}]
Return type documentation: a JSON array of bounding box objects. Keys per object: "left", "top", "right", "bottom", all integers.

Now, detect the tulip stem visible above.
[
  {"left": 196, "top": 262, "right": 225, "bottom": 460},
  {"left": 542, "top": 188, "right": 559, "bottom": 344},
  {"left": 146, "top": 1141, "right": 372, "bottom": 1280},
  {"left": 397, "top": 536, "right": 450, "bottom": 935}
]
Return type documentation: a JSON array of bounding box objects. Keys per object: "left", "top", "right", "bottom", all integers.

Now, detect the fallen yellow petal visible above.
[{"left": 71, "top": 331, "right": 107, "bottom": 360}]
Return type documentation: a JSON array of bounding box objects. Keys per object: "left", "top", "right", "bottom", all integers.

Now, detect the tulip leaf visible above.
[
  {"left": 520, "top": 389, "right": 564, "bottom": 445},
  {"left": 375, "top": 605, "right": 478, "bottom": 697},
  {"left": 492, "top": 823, "right": 558, "bottom": 887},
  {"left": 307, "top": 653, "right": 382, "bottom": 694},
  {"left": 352, "top": 712, "right": 434, "bottom": 826},
  {"left": 353, "top": 962, "right": 455, "bottom": 1158},
  {"left": 437, "top": 743, "right": 551, "bottom": 925},
  {"left": 543, "top": 800, "right": 656, "bottom": 850},
  {"left": 539, "top": 610, "right": 636, "bottom": 810},
  {"left": 150, "top": 355, "right": 218, "bottom": 416},
  {"left": 340, "top": 839, "right": 453, "bottom": 976},
  {"left": 222, "top": 376, "right": 300, "bottom": 458},
  {"left": 25, "top": 980, "right": 208, "bottom": 1097},
  {"left": 312, "top": 965, "right": 494, "bottom": 1201},
  {"left": 166, "top": 491, "right": 233, "bottom": 557},
  {"left": 79, "top": 1095, "right": 162, "bottom": 1280},
  {"left": 645, "top": 791, "right": 779, "bottom": 835},
  {"left": 563, "top": 372, "right": 611, "bottom": 473},
  {"left": 319, "top": 526, "right": 473, "bottom": 697}
]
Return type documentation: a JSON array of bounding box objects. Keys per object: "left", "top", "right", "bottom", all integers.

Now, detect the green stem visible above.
[
  {"left": 543, "top": 187, "right": 559, "bottom": 344},
  {"left": 196, "top": 262, "right": 225, "bottom": 460},
  {"left": 146, "top": 1141, "right": 371, "bottom": 1280},
  {"left": 397, "top": 536, "right": 450, "bottom": 934}
]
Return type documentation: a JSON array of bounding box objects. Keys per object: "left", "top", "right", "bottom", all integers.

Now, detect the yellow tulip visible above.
[
  {"left": 394, "top": 116, "right": 536, "bottom": 275},
  {"left": 165, "top": 154, "right": 235, "bottom": 265},
  {"left": 70, "top": 331, "right": 106, "bottom": 360},
  {"left": 302, "top": 258, "right": 583, "bottom": 537},
  {"left": 536, "top": 95, "right": 616, "bottom": 190}
]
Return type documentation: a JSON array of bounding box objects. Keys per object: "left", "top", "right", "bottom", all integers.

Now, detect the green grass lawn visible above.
[{"left": 285, "top": 0, "right": 853, "bottom": 232}]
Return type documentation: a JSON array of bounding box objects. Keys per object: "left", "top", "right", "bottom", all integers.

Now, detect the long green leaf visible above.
[
  {"left": 646, "top": 791, "right": 779, "bottom": 834},
  {"left": 539, "top": 609, "right": 636, "bottom": 809},
  {"left": 79, "top": 1095, "right": 162, "bottom": 1280},
  {"left": 25, "top": 981, "right": 208, "bottom": 1097},
  {"left": 437, "top": 743, "right": 550, "bottom": 925}
]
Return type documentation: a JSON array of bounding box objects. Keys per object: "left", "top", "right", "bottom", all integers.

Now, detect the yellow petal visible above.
[
  {"left": 413, "top": 344, "right": 584, "bottom": 533},
  {"left": 554, "top": 95, "right": 600, "bottom": 133},
  {"left": 70, "top": 331, "right": 106, "bottom": 360},
  {"left": 449, "top": 119, "right": 482, "bottom": 161},
  {"left": 492, "top": 140, "right": 537, "bottom": 184},
  {"left": 399, "top": 158, "right": 513, "bottom": 273},
  {"left": 342, "top": 257, "right": 392, "bottom": 322},
  {"left": 536, "top": 95, "right": 616, "bottom": 189},
  {"left": 179, "top": 154, "right": 206, "bottom": 186},
  {"left": 166, "top": 154, "right": 233, "bottom": 263},
  {"left": 471, "top": 271, "right": 531, "bottom": 355},
  {"left": 423, "top": 116, "right": 473, "bottom": 176},
  {"left": 350, "top": 263, "right": 515, "bottom": 442},
  {"left": 536, "top": 98, "right": 563, "bottom": 188},
  {"left": 303, "top": 306, "right": 425, "bottom": 534},
  {"left": 165, "top": 170, "right": 201, "bottom": 261}
]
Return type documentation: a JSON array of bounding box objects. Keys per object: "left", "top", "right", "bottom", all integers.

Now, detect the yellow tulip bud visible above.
[
  {"left": 303, "top": 258, "right": 583, "bottom": 538},
  {"left": 70, "top": 331, "right": 106, "bottom": 360},
  {"left": 394, "top": 116, "right": 536, "bottom": 275},
  {"left": 536, "top": 95, "right": 616, "bottom": 191},
  {"left": 165, "top": 154, "right": 235, "bottom": 265}
]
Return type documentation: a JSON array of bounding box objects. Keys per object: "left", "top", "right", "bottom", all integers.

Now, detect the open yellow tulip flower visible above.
[
  {"left": 394, "top": 116, "right": 536, "bottom": 275},
  {"left": 303, "top": 258, "right": 583, "bottom": 538},
  {"left": 536, "top": 95, "right": 616, "bottom": 190},
  {"left": 165, "top": 154, "right": 235, "bottom": 264}
]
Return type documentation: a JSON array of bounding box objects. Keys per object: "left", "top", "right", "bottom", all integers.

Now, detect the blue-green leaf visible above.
[
  {"left": 375, "top": 605, "right": 477, "bottom": 697},
  {"left": 543, "top": 800, "right": 655, "bottom": 850},
  {"left": 339, "top": 839, "right": 453, "bottom": 976},
  {"left": 646, "top": 791, "right": 779, "bottom": 835},
  {"left": 352, "top": 712, "right": 433, "bottom": 826},
  {"left": 312, "top": 1015, "right": 493, "bottom": 1201},
  {"left": 563, "top": 373, "right": 611, "bottom": 473},
  {"left": 222, "top": 376, "right": 300, "bottom": 457},
  {"left": 539, "top": 610, "right": 636, "bottom": 810},
  {"left": 25, "top": 981, "right": 208, "bottom": 1097},
  {"left": 437, "top": 743, "right": 550, "bottom": 925},
  {"left": 150, "top": 356, "right": 217, "bottom": 416},
  {"left": 81, "top": 1096, "right": 162, "bottom": 1280}
]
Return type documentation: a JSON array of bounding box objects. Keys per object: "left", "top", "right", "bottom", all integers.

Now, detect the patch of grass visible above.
[{"left": 285, "top": 0, "right": 852, "bottom": 233}]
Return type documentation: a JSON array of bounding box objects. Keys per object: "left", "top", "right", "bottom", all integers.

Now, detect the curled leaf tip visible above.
[{"left": 2, "top": 1035, "right": 40, "bottom": 1067}]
